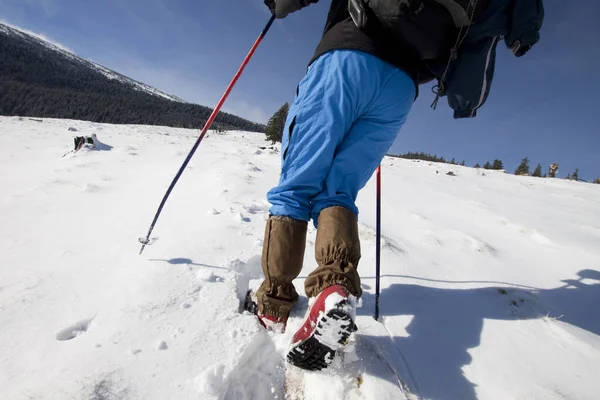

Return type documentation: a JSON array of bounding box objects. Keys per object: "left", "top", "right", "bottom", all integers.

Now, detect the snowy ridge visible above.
[
  {"left": 0, "top": 117, "right": 599, "bottom": 400},
  {"left": 0, "top": 23, "right": 185, "bottom": 103}
]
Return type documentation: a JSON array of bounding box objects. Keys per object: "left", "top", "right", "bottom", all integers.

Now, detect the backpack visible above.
[
  {"left": 349, "top": 0, "right": 544, "bottom": 119},
  {"left": 348, "top": 0, "right": 488, "bottom": 60}
]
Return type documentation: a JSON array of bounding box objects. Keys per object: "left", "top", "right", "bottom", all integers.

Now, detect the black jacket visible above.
[
  {"left": 307, "top": 0, "right": 423, "bottom": 89},
  {"left": 300, "top": 0, "right": 470, "bottom": 91},
  {"left": 286, "top": 0, "right": 543, "bottom": 118}
]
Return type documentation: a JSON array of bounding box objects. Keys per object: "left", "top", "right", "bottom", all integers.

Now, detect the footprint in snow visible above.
[
  {"left": 243, "top": 204, "right": 269, "bottom": 215},
  {"left": 245, "top": 163, "right": 262, "bottom": 172},
  {"left": 56, "top": 317, "right": 94, "bottom": 341},
  {"left": 157, "top": 340, "right": 168, "bottom": 350},
  {"left": 237, "top": 213, "right": 251, "bottom": 223}
]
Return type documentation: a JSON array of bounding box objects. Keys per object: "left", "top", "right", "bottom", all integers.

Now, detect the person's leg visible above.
[
  {"left": 256, "top": 49, "right": 390, "bottom": 327},
  {"left": 253, "top": 214, "right": 307, "bottom": 332},
  {"left": 304, "top": 65, "right": 415, "bottom": 300},
  {"left": 266, "top": 50, "right": 368, "bottom": 221},
  {"left": 286, "top": 52, "right": 415, "bottom": 370}
]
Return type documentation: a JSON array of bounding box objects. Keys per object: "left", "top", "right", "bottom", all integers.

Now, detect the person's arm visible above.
[{"left": 264, "top": 0, "right": 319, "bottom": 19}]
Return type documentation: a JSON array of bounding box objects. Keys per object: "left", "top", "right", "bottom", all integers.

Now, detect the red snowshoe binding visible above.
[{"left": 244, "top": 289, "right": 288, "bottom": 333}]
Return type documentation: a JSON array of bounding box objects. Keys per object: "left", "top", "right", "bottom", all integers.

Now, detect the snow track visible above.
[{"left": 223, "top": 333, "right": 285, "bottom": 400}]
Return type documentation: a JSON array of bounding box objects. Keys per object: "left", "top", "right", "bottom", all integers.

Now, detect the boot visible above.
[
  {"left": 305, "top": 205, "right": 362, "bottom": 298},
  {"left": 254, "top": 215, "right": 307, "bottom": 333},
  {"left": 287, "top": 206, "right": 362, "bottom": 370},
  {"left": 286, "top": 284, "right": 357, "bottom": 371}
]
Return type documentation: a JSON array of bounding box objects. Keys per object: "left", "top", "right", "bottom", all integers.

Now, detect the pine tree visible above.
[
  {"left": 572, "top": 168, "right": 579, "bottom": 181},
  {"left": 450, "top": 158, "right": 456, "bottom": 165},
  {"left": 460, "top": 160, "right": 466, "bottom": 166},
  {"left": 483, "top": 161, "right": 492, "bottom": 170},
  {"left": 532, "top": 163, "right": 542, "bottom": 177},
  {"left": 492, "top": 159, "right": 504, "bottom": 170},
  {"left": 514, "top": 157, "right": 530, "bottom": 176},
  {"left": 474, "top": 163, "right": 481, "bottom": 168},
  {"left": 265, "top": 102, "right": 289, "bottom": 144}
]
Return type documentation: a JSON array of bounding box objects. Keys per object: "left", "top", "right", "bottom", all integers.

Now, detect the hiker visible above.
[
  {"left": 549, "top": 163, "right": 559, "bottom": 178},
  {"left": 250, "top": 0, "right": 544, "bottom": 371}
]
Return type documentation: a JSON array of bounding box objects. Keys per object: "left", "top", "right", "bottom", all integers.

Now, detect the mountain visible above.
[
  {"left": 1, "top": 116, "right": 599, "bottom": 400},
  {"left": 0, "top": 23, "right": 265, "bottom": 132}
]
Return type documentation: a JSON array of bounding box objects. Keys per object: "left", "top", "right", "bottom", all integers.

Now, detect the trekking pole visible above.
[
  {"left": 375, "top": 164, "right": 382, "bottom": 321},
  {"left": 138, "top": 14, "right": 276, "bottom": 255}
]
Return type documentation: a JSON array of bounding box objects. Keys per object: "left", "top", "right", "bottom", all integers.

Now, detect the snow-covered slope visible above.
[
  {"left": 0, "top": 23, "right": 184, "bottom": 103},
  {"left": 1, "top": 117, "right": 599, "bottom": 400}
]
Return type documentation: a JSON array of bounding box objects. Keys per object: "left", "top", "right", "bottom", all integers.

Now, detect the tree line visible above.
[
  {"left": 508, "top": 158, "right": 585, "bottom": 181},
  {"left": 264, "top": 102, "right": 599, "bottom": 184},
  {"left": 0, "top": 27, "right": 265, "bottom": 132}
]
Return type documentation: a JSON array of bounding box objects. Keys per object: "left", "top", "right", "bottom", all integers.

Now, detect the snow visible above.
[{"left": 1, "top": 116, "right": 599, "bottom": 400}]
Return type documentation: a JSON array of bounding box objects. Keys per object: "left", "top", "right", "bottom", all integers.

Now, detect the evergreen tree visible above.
[
  {"left": 449, "top": 158, "right": 456, "bottom": 165},
  {"left": 572, "top": 168, "right": 579, "bottom": 181},
  {"left": 460, "top": 160, "right": 466, "bottom": 166},
  {"left": 391, "top": 152, "right": 449, "bottom": 163},
  {"left": 265, "top": 102, "right": 289, "bottom": 144},
  {"left": 474, "top": 163, "right": 481, "bottom": 168},
  {"left": 492, "top": 159, "right": 504, "bottom": 170},
  {"left": 483, "top": 161, "right": 492, "bottom": 170},
  {"left": 532, "top": 163, "right": 542, "bottom": 177},
  {"left": 514, "top": 157, "right": 530, "bottom": 176},
  {"left": 0, "top": 28, "right": 267, "bottom": 133}
]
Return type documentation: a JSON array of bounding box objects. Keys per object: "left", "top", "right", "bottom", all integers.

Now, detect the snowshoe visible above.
[{"left": 287, "top": 284, "right": 357, "bottom": 371}]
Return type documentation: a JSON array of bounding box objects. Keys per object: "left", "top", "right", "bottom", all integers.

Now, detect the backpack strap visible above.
[
  {"left": 430, "top": 0, "right": 480, "bottom": 109},
  {"left": 432, "top": 0, "right": 473, "bottom": 27}
]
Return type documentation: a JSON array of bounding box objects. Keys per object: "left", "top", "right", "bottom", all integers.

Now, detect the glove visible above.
[
  {"left": 264, "top": 0, "right": 277, "bottom": 14},
  {"left": 264, "top": 0, "right": 318, "bottom": 19}
]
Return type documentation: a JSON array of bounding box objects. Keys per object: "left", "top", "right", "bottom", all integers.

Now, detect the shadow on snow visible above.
[{"left": 356, "top": 269, "right": 600, "bottom": 400}]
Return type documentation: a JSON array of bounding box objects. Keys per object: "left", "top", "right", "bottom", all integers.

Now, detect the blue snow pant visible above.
[{"left": 267, "top": 49, "right": 416, "bottom": 224}]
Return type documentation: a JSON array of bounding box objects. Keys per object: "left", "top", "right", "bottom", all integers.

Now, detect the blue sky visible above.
[{"left": 1, "top": 0, "right": 599, "bottom": 180}]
